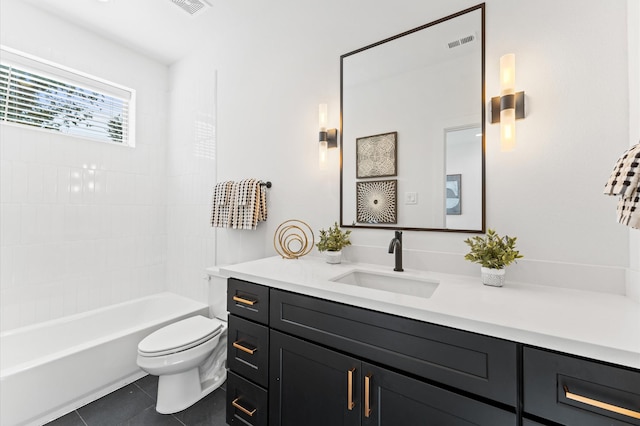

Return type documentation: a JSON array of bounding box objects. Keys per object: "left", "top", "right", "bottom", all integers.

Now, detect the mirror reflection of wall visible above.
[
  {"left": 341, "top": 5, "right": 484, "bottom": 232},
  {"left": 445, "top": 126, "right": 483, "bottom": 230}
]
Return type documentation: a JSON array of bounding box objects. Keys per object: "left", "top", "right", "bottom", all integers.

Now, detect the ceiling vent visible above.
[
  {"left": 447, "top": 34, "right": 476, "bottom": 49},
  {"left": 170, "top": 0, "right": 211, "bottom": 16}
]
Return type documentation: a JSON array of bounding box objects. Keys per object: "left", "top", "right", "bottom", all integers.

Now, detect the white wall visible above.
[
  {"left": 0, "top": 0, "right": 169, "bottom": 330},
  {"left": 201, "top": 0, "right": 636, "bottom": 294}
]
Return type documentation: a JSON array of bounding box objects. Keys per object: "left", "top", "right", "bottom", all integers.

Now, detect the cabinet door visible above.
[
  {"left": 269, "top": 330, "right": 361, "bottom": 426},
  {"left": 362, "top": 363, "right": 516, "bottom": 426}
]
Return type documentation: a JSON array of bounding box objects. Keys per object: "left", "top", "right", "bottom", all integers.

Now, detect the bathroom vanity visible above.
[{"left": 221, "top": 257, "right": 640, "bottom": 426}]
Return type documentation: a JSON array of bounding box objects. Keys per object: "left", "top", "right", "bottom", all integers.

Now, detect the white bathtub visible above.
[{"left": 0, "top": 292, "right": 209, "bottom": 426}]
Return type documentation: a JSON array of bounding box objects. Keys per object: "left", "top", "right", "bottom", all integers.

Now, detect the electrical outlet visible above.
[{"left": 405, "top": 192, "right": 418, "bottom": 205}]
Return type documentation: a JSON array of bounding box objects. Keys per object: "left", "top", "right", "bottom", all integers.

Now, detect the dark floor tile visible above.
[
  {"left": 135, "top": 374, "right": 159, "bottom": 400},
  {"left": 172, "top": 389, "right": 226, "bottom": 426},
  {"left": 77, "top": 383, "right": 155, "bottom": 426},
  {"left": 117, "top": 406, "right": 184, "bottom": 426},
  {"left": 45, "top": 410, "right": 86, "bottom": 426}
]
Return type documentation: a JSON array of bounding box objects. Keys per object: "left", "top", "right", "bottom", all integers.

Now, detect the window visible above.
[{"left": 0, "top": 46, "right": 135, "bottom": 146}]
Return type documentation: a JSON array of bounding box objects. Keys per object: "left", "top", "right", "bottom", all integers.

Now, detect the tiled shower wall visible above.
[
  {"left": 165, "top": 55, "right": 217, "bottom": 304},
  {"left": 0, "top": 1, "right": 170, "bottom": 331}
]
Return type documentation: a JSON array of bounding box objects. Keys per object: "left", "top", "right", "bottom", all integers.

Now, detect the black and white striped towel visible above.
[{"left": 604, "top": 143, "right": 640, "bottom": 229}]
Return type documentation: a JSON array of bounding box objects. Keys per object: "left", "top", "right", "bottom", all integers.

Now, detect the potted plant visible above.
[
  {"left": 463, "top": 228, "right": 523, "bottom": 287},
  {"left": 316, "top": 222, "right": 352, "bottom": 264}
]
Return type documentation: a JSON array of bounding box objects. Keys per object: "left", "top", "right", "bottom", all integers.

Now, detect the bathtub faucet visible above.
[{"left": 388, "top": 231, "right": 404, "bottom": 272}]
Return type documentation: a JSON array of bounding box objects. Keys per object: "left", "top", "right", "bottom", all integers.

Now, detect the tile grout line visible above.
[{"left": 75, "top": 409, "right": 89, "bottom": 426}]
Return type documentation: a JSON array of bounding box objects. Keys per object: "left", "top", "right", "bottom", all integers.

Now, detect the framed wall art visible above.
[
  {"left": 356, "top": 131, "right": 397, "bottom": 178},
  {"left": 446, "top": 174, "right": 461, "bottom": 215},
  {"left": 356, "top": 180, "right": 397, "bottom": 224}
]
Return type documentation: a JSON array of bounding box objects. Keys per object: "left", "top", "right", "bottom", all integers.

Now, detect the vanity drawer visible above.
[
  {"left": 227, "top": 371, "right": 268, "bottom": 426},
  {"left": 523, "top": 347, "right": 640, "bottom": 425},
  {"left": 270, "top": 289, "right": 518, "bottom": 407},
  {"left": 228, "top": 278, "right": 269, "bottom": 325},
  {"left": 228, "top": 314, "right": 269, "bottom": 388}
]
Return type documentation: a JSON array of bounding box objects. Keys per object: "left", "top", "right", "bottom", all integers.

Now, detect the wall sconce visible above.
[
  {"left": 318, "top": 103, "right": 338, "bottom": 170},
  {"left": 491, "top": 53, "right": 525, "bottom": 152}
]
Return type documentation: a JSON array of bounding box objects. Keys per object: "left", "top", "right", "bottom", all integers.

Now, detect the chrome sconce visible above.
[
  {"left": 318, "top": 103, "right": 338, "bottom": 169},
  {"left": 491, "top": 54, "right": 525, "bottom": 152}
]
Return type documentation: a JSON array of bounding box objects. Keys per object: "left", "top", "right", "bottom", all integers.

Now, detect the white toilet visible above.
[{"left": 137, "top": 315, "right": 228, "bottom": 414}]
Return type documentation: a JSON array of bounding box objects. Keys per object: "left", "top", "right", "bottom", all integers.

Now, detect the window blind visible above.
[{"left": 0, "top": 47, "right": 135, "bottom": 146}]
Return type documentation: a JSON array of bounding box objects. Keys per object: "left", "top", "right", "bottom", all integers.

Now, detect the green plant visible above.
[
  {"left": 316, "top": 222, "right": 352, "bottom": 252},
  {"left": 463, "top": 228, "right": 523, "bottom": 269}
]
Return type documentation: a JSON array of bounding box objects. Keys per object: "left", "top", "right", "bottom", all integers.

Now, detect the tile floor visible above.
[{"left": 45, "top": 375, "right": 226, "bottom": 426}]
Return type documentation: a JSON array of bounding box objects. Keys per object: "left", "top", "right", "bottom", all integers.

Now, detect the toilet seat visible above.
[{"left": 138, "top": 315, "right": 223, "bottom": 357}]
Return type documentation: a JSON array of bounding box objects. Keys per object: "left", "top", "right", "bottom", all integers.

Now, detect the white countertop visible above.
[{"left": 216, "top": 256, "right": 640, "bottom": 369}]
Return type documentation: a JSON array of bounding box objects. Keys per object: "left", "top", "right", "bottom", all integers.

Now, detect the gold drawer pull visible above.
[
  {"left": 233, "top": 295, "right": 257, "bottom": 306},
  {"left": 232, "top": 397, "right": 257, "bottom": 417},
  {"left": 347, "top": 368, "right": 356, "bottom": 410},
  {"left": 233, "top": 341, "right": 257, "bottom": 355},
  {"left": 364, "top": 373, "right": 372, "bottom": 418},
  {"left": 564, "top": 386, "right": 640, "bottom": 419}
]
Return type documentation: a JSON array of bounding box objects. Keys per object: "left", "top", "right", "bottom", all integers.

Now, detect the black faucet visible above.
[{"left": 388, "top": 231, "right": 404, "bottom": 272}]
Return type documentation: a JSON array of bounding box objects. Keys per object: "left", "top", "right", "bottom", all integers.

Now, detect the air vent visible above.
[
  {"left": 170, "top": 0, "right": 211, "bottom": 16},
  {"left": 448, "top": 34, "right": 476, "bottom": 49}
]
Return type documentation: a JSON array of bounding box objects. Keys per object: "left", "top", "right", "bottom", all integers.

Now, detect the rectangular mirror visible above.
[{"left": 340, "top": 4, "right": 485, "bottom": 232}]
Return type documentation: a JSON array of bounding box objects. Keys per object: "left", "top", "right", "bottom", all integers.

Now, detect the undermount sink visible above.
[{"left": 329, "top": 269, "right": 439, "bottom": 299}]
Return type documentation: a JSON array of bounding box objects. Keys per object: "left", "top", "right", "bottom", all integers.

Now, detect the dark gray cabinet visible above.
[
  {"left": 227, "top": 278, "right": 640, "bottom": 426},
  {"left": 269, "top": 288, "right": 518, "bottom": 407},
  {"left": 227, "top": 278, "right": 270, "bottom": 425},
  {"left": 269, "top": 329, "right": 515, "bottom": 425},
  {"left": 269, "top": 330, "right": 360, "bottom": 426},
  {"left": 363, "top": 362, "right": 516, "bottom": 425},
  {"left": 523, "top": 347, "right": 640, "bottom": 425}
]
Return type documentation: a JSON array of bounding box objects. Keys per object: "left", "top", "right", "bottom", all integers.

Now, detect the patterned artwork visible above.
[
  {"left": 356, "top": 180, "right": 397, "bottom": 224},
  {"left": 446, "top": 174, "right": 461, "bottom": 215},
  {"left": 356, "top": 132, "right": 397, "bottom": 178}
]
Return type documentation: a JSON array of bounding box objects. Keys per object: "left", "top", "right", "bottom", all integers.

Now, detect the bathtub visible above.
[{"left": 0, "top": 292, "right": 209, "bottom": 426}]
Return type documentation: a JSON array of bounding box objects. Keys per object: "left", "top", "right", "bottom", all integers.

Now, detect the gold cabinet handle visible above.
[
  {"left": 233, "top": 341, "right": 257, "bottom": 355},
  {"left": 232, "top": 397, "right": 257, "bottom": 417},
  {"left": 364, "top": 373, "right": 372, "bottom": 418},
  {"left": 564, "top": 386, "right": 640, "bottom": 420},
  {"left": 347, "top": 368, "right": 356, "bottom": 410},
  {"left": 233, "top": 295, "right": 257, "bottom": 306}
]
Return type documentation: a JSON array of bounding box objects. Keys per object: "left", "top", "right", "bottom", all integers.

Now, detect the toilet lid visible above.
[{"left": 138, "top": 315, "right": 223, "bottom": 357}]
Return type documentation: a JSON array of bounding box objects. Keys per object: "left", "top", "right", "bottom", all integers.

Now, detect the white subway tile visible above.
[
  {"left": 42, "top": 165, "right": 58, "bottom": 203},
  {"left": 20, "top": 204, "right": 39, "bottom": 244},
  {"left": 93, "top": 170, "right": 107, "bottom": 204},
  {"left": 11, "top": 162, "right": 28, "bottom": 203},
  {"left": 82, "top": 168, "right": 96, "bottom": 204},
  {"left": 0, "top": 125, "right": 23, "bottom": 162},
  {"left": 1, "top": 161, "right": 12, "bottom": 203},
  {"left": 0, "top": 245, "right": 15, "bottom": 288},
  {"left": 0, "top": 204, "right": 21, "bottom": 246},
  {"left": 57, "top": 166, "right": 70, "bottom": 204},
  {"left": 49, "top": 205, "right": 66, "bottom": 243},
  {"left": 135, "top": 174, "right": 153, "bottom": 205},
  {"left": 64, "top": 204, "right": 82, "bottom": 241},
  {"left": 27, "top": 164, "right": 44, "bottom": 203},
  {"left": 69, "top": 167, "right": 83, "bottom": 204}
]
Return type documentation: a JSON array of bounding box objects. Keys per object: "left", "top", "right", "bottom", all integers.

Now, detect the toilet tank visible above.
[{"left": 206, "top": 267, "right": 228, "bottom": 321}]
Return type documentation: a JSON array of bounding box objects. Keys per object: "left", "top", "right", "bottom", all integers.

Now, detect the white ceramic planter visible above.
[
  {"left": 324, "top": 250, "right": 342, "bottom": 264},
  {"left": 481, "top": 267, "right": 506, "bottom": 287}
]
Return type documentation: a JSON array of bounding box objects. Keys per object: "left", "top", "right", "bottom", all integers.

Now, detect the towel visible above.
[
  {"left": 231, "top": 179, "right": 267, "bottom": 230},
  {"left": 604, "top": 143, "right": 640, "bottom": 229},
  {"left": 211, "top": 181, "right": 233, "bottom": 228},
  {"left": 211, "top": 179, "right": 268, "bottom": 229}
]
